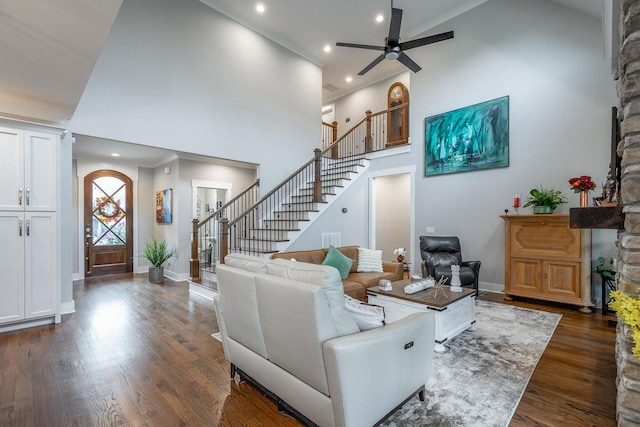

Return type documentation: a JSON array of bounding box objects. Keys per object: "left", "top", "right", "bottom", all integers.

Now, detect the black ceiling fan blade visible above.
[
  {"left": 336, "top": 42, "right": 385, "bottom": 51},
  {"left": 397, "top": 52, "right": 422, "bottom": 73},
  {"left": 387, "top": 7, "right": 403, "bottom": 44},
  {"left": 400, "top": 31, "right": 454, "bottom": 51},
  {"left": 357, "top": 53, "right": 385, "bottom": 75}
]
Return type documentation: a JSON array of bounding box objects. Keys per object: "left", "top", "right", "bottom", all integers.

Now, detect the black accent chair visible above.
[{"left": 419, "top": 236, "right": 481, "bottom": 294}]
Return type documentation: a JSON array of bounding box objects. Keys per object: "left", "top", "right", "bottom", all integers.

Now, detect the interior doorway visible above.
[
  {"left": 371, "top": 169, "right": 413, "bottom": 271},
  {"left": 84, "top": 170, "right": 133, "bottom": 276}
]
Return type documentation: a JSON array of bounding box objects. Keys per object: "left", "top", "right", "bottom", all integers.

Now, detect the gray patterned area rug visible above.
[{"left": 382, "top": 299, "right": 562, "bottom": 427}]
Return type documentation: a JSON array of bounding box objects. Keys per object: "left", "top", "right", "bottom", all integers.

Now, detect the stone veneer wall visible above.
[{"left": 618, "top": 1, "right": 640, "bottom": 424}]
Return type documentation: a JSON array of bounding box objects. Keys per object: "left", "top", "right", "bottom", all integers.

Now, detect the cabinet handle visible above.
[
  {"left": 18, "top": 187, "right": 22, "bottom": 205},
  {"left": 26, "top": 188, "right": 30, "bottom": 206},
  {"left": 26, "top": 219, "right": 30, "bottom": 236},
  {"left": 18, "top": 219, "right": 22, "bottom": 236}
]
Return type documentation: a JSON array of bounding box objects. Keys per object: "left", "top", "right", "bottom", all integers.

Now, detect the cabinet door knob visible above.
[
  {"left": 18, "top": 187, "right": 22, "bottom": 205},
  {"left": 18, "top": 218, "right": 22, "bottom": 236}
]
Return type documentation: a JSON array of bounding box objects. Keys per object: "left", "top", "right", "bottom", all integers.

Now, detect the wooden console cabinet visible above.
[{"left": 501, "top": 214, "right": 592, "bottom": 313}]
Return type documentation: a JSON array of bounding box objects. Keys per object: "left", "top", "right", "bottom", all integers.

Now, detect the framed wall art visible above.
[
  {"left": 424, "top": 96, "right": 509, "bottom": 177},
  {"left": 156, "top": 188, "right": 173, "bottom": 224}
]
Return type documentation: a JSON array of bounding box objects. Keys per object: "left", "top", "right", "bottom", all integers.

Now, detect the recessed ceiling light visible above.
[
  {"left": 111, "top": 153, "right": 120, "bottom": 157},
  {"left": 256, "top": 3, "right": 265, "bottom": 13},
  {"left": 345, "top": 76, "right": 353, "bottom": 83},
  {"left": 324, "top": 45, "right": 331, "bottom": 53},
  {"left": 375, "top": 14, "right": 384, "bottom": 23}
]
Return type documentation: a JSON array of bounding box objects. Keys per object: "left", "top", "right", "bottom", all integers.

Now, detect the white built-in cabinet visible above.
[{"left": 0, "top": 121, "right": 62, "bottom": 332}]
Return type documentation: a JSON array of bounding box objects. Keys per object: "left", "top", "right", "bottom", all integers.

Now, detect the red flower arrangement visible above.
[{"left": 568, "top": 175, "right": 597, "bottom": 193}]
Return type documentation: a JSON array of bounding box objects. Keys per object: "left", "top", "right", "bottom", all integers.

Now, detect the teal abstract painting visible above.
[{"left": 425, "top": 96, "right": 509, "bottom": 177}]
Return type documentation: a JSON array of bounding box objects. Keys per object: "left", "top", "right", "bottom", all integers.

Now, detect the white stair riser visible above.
[
  {"left": 248, "top": 229, "right": 291, "bottom": 240},
  {"left": 262, "top": 220, "right": 304, "bottom": 229},
  {"left": 270, "top": 211, "right": 310, "bottom": 220}
]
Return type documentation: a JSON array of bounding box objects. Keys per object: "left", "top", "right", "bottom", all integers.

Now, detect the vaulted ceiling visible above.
[{"left": 0, "top": 0, "right": 608, "bottom": 128}]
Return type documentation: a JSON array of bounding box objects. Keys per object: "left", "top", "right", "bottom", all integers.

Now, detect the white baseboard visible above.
[
  {"left": 0, "top": 317, "right": 56, "bottom": 333},
  {"left": 72, "top": 272, "right": 83, "bottom": 281},
  {"left": 60, "top": 300, "right": 76, "bottom": 315},
  {"left": 479, "top": 282, "right": 504, "bottom": 294},
  {"left": 189, "top": 282, "right": 217, "bottom": 301}
]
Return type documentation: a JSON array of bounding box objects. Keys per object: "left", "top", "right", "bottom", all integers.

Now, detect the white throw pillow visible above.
[
  {"left": 357, "top": 248, "right": 383, "bottom": 273},
  {"left": 344, "top": 295, "right": 385, "bottom": 331}
]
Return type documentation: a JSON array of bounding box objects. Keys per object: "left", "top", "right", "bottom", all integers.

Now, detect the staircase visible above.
[
  {"left": 234, "top": 156, "right": 369, "bottom": 256},
  {"left": 188, "top": 102, "right": 408, "bottom": 298}
]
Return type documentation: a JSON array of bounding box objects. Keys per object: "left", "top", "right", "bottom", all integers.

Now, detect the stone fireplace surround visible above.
[{"left": 617, "top": 0, "right": 640, "bottom": 424}]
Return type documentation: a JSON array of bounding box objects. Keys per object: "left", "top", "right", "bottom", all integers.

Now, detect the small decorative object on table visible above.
[
  {"left": 568, "top": 175, "right": 596, "bottom": 207},
  {"left": 393, "top": 247, "right": 406, "bottom": 263},
  {"left": 433, "top": 276, "right": 449, "bottom": 299},
  {"left": 512, "top": 193, "right": 521, "bottom": 214},
  {"left": 378, "top": 279, "right": 392, "bottom": 291},
  {"left": 450, "top": 265, "right": 462, "bottom": 292}
]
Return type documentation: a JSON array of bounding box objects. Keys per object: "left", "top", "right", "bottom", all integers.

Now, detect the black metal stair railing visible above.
[
  {"left": 190, "top": 180, "right": 259, "bottom": 281},
  {"left": 207, "top": 103, "right": 409, "bottom": 265}
]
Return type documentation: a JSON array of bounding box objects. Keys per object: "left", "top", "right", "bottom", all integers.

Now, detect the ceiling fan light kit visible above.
[{"left": 336, "top": 5, "right": 454, "bottom": 75}]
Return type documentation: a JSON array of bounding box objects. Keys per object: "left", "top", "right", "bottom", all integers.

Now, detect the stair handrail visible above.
[
  {"left": 190, "top": 179, "right": 259, "bottom": 280},
  {"left": 326, "top": 102, "right": 409, "bottom": 152},
  {"left": 196, "top": 179, "right": 260, "bottom": 228},
  {"left": 217, "top": 102, "right": 409, "bottom": 261}
]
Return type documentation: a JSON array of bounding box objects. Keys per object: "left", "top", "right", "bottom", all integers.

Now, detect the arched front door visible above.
[{"left": 84, "top": 170, "right": 133, "bottom": 276}]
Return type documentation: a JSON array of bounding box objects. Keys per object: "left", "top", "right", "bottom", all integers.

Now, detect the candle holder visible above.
[{"left": 512, "top": 193, "right": 521, "bottom": 214}]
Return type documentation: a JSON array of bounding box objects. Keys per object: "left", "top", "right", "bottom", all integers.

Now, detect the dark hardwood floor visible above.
[{"left": 0, "top": 274, "right": 616, "bottom": 426}]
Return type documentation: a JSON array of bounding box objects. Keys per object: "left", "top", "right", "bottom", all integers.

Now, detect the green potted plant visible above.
[
  {"left": 523, "top": 186, "right": 568, "bottom": 214},
  {"left": 142, "top": 238, "right": 176, "bottom": 283}
]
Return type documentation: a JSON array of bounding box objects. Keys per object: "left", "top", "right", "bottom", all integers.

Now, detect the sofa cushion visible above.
[
  {"left": 267, "top": 259, "right": 359, "bottom": 336},
  {"left": 347, "top": 271, "right": 399, "bottom": 287},
  {"left": 216, "top": 264, "right": 268, "bottom": 358},
  {"left": 322, "top": 245, "right": 354, "bottom": 280},
  {"left": 344, "top": 295, "right": 385, "bottom": 331},
  {"left": 271, "top": 249, "right": 327, "bottom": 265},
  {"left": 336, "top": 246, "right": 360, "bottom": 273},
  {"left": 224, "top": 253, "right": 268, "bottom": 273},
  {"left": 356, "top": 248, "right": 383, "bottom": 273}
]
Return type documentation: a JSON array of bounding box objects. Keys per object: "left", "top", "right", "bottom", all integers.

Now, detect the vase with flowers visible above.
[
  {"left": 394, "top": 247, "right": 406, "bottom": 263},
  {"left": 568, "top": 175, "right": 597, "bottom": 207}
]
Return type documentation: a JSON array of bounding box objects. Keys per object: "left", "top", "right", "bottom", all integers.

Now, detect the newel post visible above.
[
  {"left": 190, "top": 219, "right": 200, "bottom": 280},
  {"left": 330, "top": 121, "right": 339, "bottom": 159},
  {"left": 220, "top": 218, "right": 229, "bottom": 264},
  {"left": 365, "top": 110, "right": 372, "bottom": 153},
  {"left": 313, "top": 148, "right": 323, "bottom": 203}
]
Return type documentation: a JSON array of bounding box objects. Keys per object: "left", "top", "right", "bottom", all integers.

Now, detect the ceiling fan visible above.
[{"left": 336, "top": 2, "right": 454, "bottom": 75}]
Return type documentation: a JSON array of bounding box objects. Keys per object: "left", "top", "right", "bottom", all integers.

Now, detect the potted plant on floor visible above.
[
  {"left": 523, "top": 186, "right": 567, "bottom": 214},
  {"left": 142, "top": 238, "right": 176, "bottom": 283}
]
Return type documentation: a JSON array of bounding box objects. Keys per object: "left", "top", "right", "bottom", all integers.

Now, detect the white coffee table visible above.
[{"left": 367, "top": 280, "right": 476, "bottom": 353}]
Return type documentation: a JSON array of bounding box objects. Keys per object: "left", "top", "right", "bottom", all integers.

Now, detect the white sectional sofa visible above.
[{"left": 213, "top": 254, "right": 436, "bottom": 427}]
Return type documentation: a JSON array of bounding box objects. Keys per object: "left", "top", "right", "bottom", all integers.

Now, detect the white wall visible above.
[
  {"left": 62, "top": 0, "right": 321, "bottom": 299},
  {"left": 332, "top": 72, "right": 410, "bottom": 139},
  {"left": 374, "top": 173, "right": 411, "bottom": 261},
  {"left": 373, "top": 0, "right": 617, "bottom": 291},
  {"left": 69, "top": 0, "right": 321, "bottom": 192},
  {"left": 297, "top": 0, "right": 617, "bottom": 298}
]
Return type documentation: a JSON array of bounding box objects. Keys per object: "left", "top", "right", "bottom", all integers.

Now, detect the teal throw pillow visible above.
[{"left": 322, "top": 245, "right": 354, "bottom": 280}]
